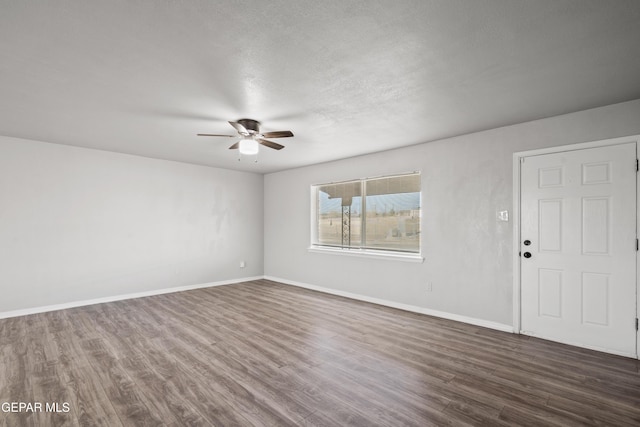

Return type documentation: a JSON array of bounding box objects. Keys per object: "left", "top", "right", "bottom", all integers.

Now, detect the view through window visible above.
[{"left": 313, "top": 173, "right": 421, "bottom": 253}]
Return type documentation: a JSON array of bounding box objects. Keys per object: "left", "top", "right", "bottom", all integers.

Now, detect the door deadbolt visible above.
[
  {"left": 523, "top": 240, "right": 531, "bottom": 246},
  {"left": 523, "top": 252, "right": 532, "bottom": 258}
]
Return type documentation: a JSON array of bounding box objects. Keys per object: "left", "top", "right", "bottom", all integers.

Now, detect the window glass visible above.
[
  {"left": 317, "top": 181, "right": 362, "bottom": 247},
  {"left": 313, "top": 173, "right": 420, "bottom": 254},
  {"left": 364, "top": 174, "right": 420, "bottom": 252}
]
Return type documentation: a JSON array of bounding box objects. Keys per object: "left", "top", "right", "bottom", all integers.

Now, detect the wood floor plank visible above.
[
  {"left": 95, "top": 309, "right": 203, "bottom": 426},
  {"left": 24, "top": 315, "right": 78, "bottom": 427},
  {"left": 442, "top": 400, "right": 510, "bottom": 427},
  {"left": 1, "top": 315, "right": 37, "bottom": 427},
  {"left": 52, "top": 310, "right": 124, "bottom": 427},
  {"left": 1, "top": 279, "right": 639, "bottom": 426},
  {"left": 141, "top": 336, "right": 258, "bottom": 427},
  {"left": 78, "top": 336, "right": 166, "bottom": 426}
]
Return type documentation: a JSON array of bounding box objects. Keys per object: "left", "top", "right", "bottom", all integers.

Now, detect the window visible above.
[{"left": 312, "top": 172, "right": 421, "bottom": 255}]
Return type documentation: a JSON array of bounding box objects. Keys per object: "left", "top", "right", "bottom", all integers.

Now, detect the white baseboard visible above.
[
  {"left": 1, "top": 275, "right": 514, "bottom": 335},
  {"left": 264, "top": 275, "right": 514, "bottom": 333},
  {"left": 0, "top": 276, "right": 263, "bottom": 320}
]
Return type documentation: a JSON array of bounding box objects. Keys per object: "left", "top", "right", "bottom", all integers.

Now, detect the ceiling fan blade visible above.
[
  {"left": 197, "top": 133, "right": 236, "bottom": 137},
  {"left": 257, "top": 138, "right": 284, "bottom": 150},
  {"left": 261, "top": 130, "right": 294, "bottom": 138},
  {"left": 228, "top": 121, "right": 249, "bottom": 135},
  {"left": 228, "top": 142, "right": 239, "bottom": 149}
]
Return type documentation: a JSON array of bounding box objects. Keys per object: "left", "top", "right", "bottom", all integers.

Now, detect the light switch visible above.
[{"left": 497, "top": 210, "right": 509, "bottom": 222}]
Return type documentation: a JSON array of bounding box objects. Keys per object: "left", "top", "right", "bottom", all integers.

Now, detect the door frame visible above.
[{"left": 512, "top": 135, "right": 640, "bottom": 358}]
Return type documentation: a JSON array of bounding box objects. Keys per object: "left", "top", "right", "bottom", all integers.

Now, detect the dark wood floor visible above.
[{"left": 1, "top": 279, "right": 639, "bottom": 426}]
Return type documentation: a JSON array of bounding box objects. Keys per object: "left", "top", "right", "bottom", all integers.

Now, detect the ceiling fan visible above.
[{"left": 197, "top": 118, "right": 294, "bottom": 155}]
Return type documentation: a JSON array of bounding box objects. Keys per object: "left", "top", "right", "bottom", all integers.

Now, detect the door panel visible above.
[{"left": 520, "top": 142, "right": 637, "bottom": 357}]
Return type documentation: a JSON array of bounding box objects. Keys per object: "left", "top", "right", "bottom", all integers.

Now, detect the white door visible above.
[{"left": 520, "top": 142, "right": 637, "bottom": 357}]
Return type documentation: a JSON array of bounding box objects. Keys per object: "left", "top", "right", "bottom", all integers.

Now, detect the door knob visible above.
[{"left": 523, "top": 252, "right": 532, "bottom": 258}]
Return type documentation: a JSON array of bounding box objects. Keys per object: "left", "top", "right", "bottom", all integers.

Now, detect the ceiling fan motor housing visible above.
[{"left": 237, "top": 118, "right": 260, "bottom": 134}]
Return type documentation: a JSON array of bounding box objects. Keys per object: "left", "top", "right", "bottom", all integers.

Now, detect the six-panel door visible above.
[{"left": 520, "top": 142, "right": 637, "bottom": 357}]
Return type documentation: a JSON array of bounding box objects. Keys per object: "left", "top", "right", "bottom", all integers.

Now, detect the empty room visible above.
[{"left": 1, "top": 1, "right": 640, "bottom": 426}]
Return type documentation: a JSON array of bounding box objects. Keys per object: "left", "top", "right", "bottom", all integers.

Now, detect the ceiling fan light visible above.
[{"left": 239, "top": 137, "right": 259, "bottom": 155}]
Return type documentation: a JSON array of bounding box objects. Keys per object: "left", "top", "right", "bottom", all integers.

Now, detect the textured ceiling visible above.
[{"left": 1, "top": 0, "right": 639, "bottom": 173}]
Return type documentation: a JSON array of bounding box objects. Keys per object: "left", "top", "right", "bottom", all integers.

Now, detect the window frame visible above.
[{"left": 309, "top": 172, "right": 424, "bottom": 263}]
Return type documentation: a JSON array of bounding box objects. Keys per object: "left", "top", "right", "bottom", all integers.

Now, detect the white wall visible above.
[
  {"left": 3, "top": 100, "right": 639, "bottom": 323},
  {"left": 264, "top": 99, "right": 640, "bottom": 327},
  {"left": 0, "top": 136, "right": 263, "bottom": 313}
]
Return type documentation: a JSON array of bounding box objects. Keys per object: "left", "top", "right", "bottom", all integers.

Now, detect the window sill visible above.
[{"left": 308, "top": 246, "right": 425, "bottom": 263}]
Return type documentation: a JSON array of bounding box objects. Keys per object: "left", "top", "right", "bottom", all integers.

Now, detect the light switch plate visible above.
[{"left": 497, "top": 210, "right": 509, "bottom": 222}]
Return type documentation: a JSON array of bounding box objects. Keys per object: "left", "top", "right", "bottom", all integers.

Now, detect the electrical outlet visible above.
[
  {"left": 240, "top": 261, "right": 246, "bottom": 268},
  {"left": 426, "top": 282, "right": 433, "bottom": 292}
]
